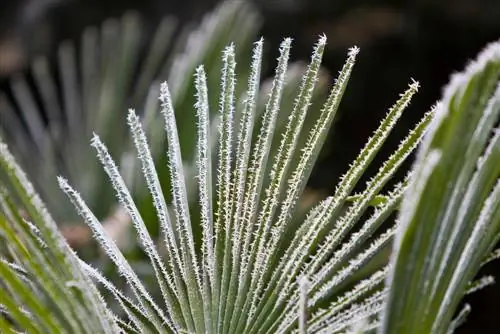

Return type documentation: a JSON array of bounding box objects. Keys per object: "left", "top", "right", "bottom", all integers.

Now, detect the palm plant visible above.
[{"left": 0, "top": 8, "right": 499, "bottom": 333}]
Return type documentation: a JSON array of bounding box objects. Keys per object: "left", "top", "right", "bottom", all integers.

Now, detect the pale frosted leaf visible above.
[
  {"left": 159, "top": 82, "right": 205, "bottom": 332},
  {"left": 230, "top": 37, "right": 291, "bottom": 334},
  {"left": 58, "top": 177, "right": 173, "bottom": 332}
]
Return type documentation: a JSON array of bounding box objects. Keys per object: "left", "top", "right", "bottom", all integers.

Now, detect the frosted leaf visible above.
[
  {"left": 230, "top": 38, "right": 291, "bottom": 334},
  {"left": 81, "top": 260, "right": 154, "bottom": 332},
  {"left": 194, "top": 65, "right": 215, "bottom": 284},
  {"left": 251, "top": 35, "right": 328, "bottom": 296},
  {"left": 159, "top": 82, "right": 205, "bottom": 332},
  {"left": 58, "top": 177, "right": 173, "bottom": 332},
  {"left": 298, "top": 275, "right": 310, "bottom": 334}
]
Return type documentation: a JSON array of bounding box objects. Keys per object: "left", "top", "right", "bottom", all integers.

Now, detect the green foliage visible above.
[
  {"left": 0, "top": 3, "right": 499, "bottom": 333},
  {"left": 381, "top": 40, "right": 500, "bottom": 334}
]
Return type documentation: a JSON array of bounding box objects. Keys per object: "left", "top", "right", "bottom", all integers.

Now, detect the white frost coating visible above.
[
  {"left": 212, "top": 44, "right": 238, "bottom": 334},
  {"left": 242, "top": 48, "right": 386, "bottom": 334},
  {"left": 251, "top": 36, "right": 328, "bottom": 300},
  {"left": 348, "top": 318, "right": 368, "bottom": 334},
  {"left": 282, "top": 98, "right": 428, "bottom": 305},
  {"left": 194, "top": 64, "right": 216, "bottom": 333},
  {"left": 279, "top": 288, "right": 386, "bottom": 334},
  {"left": 90, "top": 131, "right": 183, "bottom": 314},
  {"left": 309, "top": 227, "right": 396, "bottom": 306},
  {"left": 57, "top": 177, "right": 172, "bottom": 332},
  {"left": 309, "top": 82, "right": 424, "bottom": 266},
  {"left": 465, "top": 276, "right": 495, "bottom": 295},
  {"left": 237, "top": 37, "right": 291, "bottom": 290},
  {"left": 307, "top": 181, "right": 405, "bottom": 282},
  {"left": 215, "top": 44, "right": 236, "bottom": 254},
  {"left": 5, "top": 32, "right": 479, "bottom": 333},
  {"left": 309, "top": 268, "right": 387, "bottom": 331},
  {"left": 159, "top": 82, "right": 203, "bottom": 292},
  {"left": 1, "top": 259, "right": 28, "bottom": 276},
  {"left": 220, "top": 39, "right": 263, "bottom": 333},
  {"left": 311, "top": 225, "right": 396, "bottom": 304},
  {"left": 264, "top": 197, "right": 333, "bottom": 307},
  {"left": 481, "top": 248, "right": 500, "bottom": 266},
  {"left": 231, "top": 38, "right": 263, "bottom": 269},
  {"left": 194, "top": 65, "right": 215, "bottom": 284},
  {"left": 314, "top": 291, "right": 385, "bottom": 334},
  {"left": 80, "top": 260, "right": 152, "bottom": 332},
  {"left": 127, "top": 110, "right": 189, "bottom": 311},
  {"left": 332, "top": 81, "right": 418, "bottom": 207},
  {"left": 247, "top": 37, "right": 329, "bottom": 323},
  {"left": 24, "top": 219, "right": 48, "bottom": 248},
  {"left": 228, "top": 38, "right": 291, "bottom": 334},
  {"left": 264, "top": 46, "right": 359, "bottom": 271},
  {"left": 447, "top": 304, "right": 471, "bottom": 334},
  {"left": 259, "top": 224, "right": 395, "bottom": 334},
  {"left": 348, "top": 45, "right": 360, "bottom": 58}
]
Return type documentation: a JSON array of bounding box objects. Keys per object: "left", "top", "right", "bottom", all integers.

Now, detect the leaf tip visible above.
[{"left": 348, "top": 45, "right": 360, "bottom": 58}]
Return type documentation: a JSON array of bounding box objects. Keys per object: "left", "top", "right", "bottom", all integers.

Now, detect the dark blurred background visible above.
[{"left": 0, "top": 0, "right": 499, "bottom": 332}]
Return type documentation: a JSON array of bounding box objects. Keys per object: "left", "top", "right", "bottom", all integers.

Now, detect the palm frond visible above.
[
  {"left": 381, "top": 40, "right": 500, "bottom": 334},
  {"left": 0, "top": 34, "right": 415, "bottom": 332},
  {"left": 0, "top": 12, "right": 499, "bottom": 334}
]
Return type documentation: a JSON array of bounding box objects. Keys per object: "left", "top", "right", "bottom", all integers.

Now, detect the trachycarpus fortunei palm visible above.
[{"left": 0, "top": 30, "right": 499, "bottom": 333}]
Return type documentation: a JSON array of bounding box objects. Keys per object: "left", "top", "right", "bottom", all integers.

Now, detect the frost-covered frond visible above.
[
  {"left": 308, "top": 267, "right": 387, "bottom": 332},
  {"left": 159, "top": 82, "right": 206, "bottom": 332},
  {"left": 249, "top": 36, "right": 329, "bottom": 295},
  {"left": 382, "top": 39, "right": 500, "bottom": 334},
  {"left": 1, "top": 20, "right": 499, "bottom": 334},
  {"left": 194, "top": 64, "right": 216, "bottom": 332},
  {"left": 228, "top": 38, "right": 292, "bottom": 333},
  {"left": 220, "top": 39, "right": 264, "bottom": 334},
  {"left": 237, "top": 84, "right": 429, "bottom": 333},
  {"left": 239, "top": 43, "right": 357, "bottom": 333},
  {"left": 80, "top": 260, "right": 155, "bottom": 332},
  {"left": 242, "top": 85, "right": 429, "bottom": 333},
  {"left": 58, "top": 176, "right": 175, "bottom": 332},
  {"left": 213, "top": 45, "right": 237, "bottom": 334}
]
